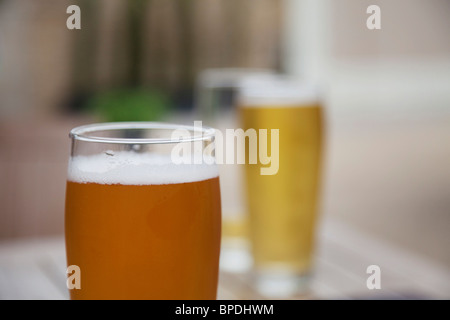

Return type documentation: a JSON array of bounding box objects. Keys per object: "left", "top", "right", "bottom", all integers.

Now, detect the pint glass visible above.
[
  {"left": 196, "top": 69, "right": 277, "bottom": 273},
  {"left": 65, "top": 122, "right": 221, "bottom": 299},
  {"left": 237, "top": 78, "right": 324, "bottom": 296}
]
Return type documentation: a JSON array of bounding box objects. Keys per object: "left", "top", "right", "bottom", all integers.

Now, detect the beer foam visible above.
[
  {"left": 237, "top": 76, "right": 321, "bottom": 107},
  {"left": 68, "top": 151, "right": 219, "bottom": 185}
]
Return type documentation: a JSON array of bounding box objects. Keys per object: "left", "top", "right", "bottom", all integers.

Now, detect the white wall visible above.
[{"left": 282, "top": 0, "right": 450, "bottom": 118}]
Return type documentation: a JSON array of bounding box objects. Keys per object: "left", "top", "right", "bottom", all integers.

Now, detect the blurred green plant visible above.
[{"left": 85, "top": 88, "right": 169, "bottom": 122}]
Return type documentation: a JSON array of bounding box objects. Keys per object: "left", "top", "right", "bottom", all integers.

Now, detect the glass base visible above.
[
  {"left": 219, "top": 238, "right": 253, "bottom": 273},
  {"left": 254, "top": 269, "right": 311, "bottom": 298}
]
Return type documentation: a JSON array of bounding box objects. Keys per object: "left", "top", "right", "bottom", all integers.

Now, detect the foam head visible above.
[
  {"left": 237, "top": 76, "right": 321, "bottom": 107},
  {"left": 68, "top": 151, "right": 219, "bottom": 185}
]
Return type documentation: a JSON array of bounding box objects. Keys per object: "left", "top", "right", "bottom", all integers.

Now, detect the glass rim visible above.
[{"left": 69, "top": 122, "right": 216, "bottom": 145}]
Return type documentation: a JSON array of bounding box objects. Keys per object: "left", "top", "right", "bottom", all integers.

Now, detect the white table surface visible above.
[{"left": 0, "top": 217, "right": 449, "bottom": 300}]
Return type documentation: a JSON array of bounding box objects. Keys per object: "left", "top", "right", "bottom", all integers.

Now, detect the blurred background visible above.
[{"left": 0, "top": 0, "right": 449, "bottom": 299}]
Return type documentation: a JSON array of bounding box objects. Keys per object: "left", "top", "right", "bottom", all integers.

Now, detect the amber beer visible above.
[
  {"left": 65, "top": 123, "right": 221, "bottom": 300},
  {"left": 238, "top": 79, "right": 323, "bottom": 293}
]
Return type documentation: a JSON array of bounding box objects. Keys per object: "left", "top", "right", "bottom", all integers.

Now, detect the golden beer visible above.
[
  {"left": 238, "top": 80, "right": 323, "bottom": 289},
  {"left": 65, "top": 123, "right": 221, "bottom": 300}
]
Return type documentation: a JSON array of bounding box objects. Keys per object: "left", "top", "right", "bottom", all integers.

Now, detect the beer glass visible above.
[
  {"left": 237, "top": 77, "right": 324, "bottom": 296},
  {"left": 65, "top": 122, "right": 221, "bottom": 299},
  {"left": 196, "top": 68, "right": 277, "bottom": 273}
]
